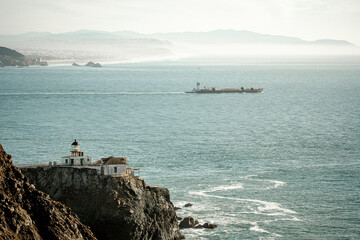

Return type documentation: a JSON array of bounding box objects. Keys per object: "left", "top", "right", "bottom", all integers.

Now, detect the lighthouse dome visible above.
[{"left": 71, "top": 139, "right": 80, "bottom": 152}]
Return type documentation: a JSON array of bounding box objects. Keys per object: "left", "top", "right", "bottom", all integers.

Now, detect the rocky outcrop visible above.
[
  {"left": 22, "top": 166, "right": 184, "bottom": 240},
  {"left": 179, "top": 216, "right": 217, "bottom": 230},
  {"left": 85, "top": 61, "right": 102, "bottom": 67},
  {"left": 0, "top": 144, "right": 96, "bottom": 240},
  {"left": 195, "top": 223, "right": 218, "bottom": 229},
  {"left": 179, "top": 217, "right": 198, "bottom": 229}
]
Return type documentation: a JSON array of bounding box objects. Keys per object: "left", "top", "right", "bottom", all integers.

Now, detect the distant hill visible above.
[
  {"left": 0, "top": 30, "right": 173, "bottom": 63},
  {"left": 149, "top": 29, "right": 354, "bottom": 46},
  {"left": 0, "top": 29, "right": 354, "bottom": 47},
  {"left": 0, "top": 29, "right": 357, "bottom": 63},
  {"left": 0, "top": 46, "right": 47, "bottom": 67},
  {"left": 0, "top": 46, "right": 24, "bottom": 58}
]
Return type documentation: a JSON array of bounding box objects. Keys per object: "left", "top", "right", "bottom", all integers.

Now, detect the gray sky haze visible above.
[{"left": 1, "top": 0, "right": 359, "bottom": 44}]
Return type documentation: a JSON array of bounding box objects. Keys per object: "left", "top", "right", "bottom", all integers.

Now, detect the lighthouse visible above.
[
  {"left": 60, "top": 140, "right": 92, "bottom": 166},
  {"left": 71, "top": 139, "right": 81, "bottom": 156}
]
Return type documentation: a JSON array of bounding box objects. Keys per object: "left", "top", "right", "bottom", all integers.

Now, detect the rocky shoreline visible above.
[
  {"left": 0, "top": 144, "right": 96, "bottom": 239},
  {"left": 22, "top": 166, "right": 183, "bottom": 240},
  {"left": 0, "top": 144, "right": 184, "bottom": 240}
]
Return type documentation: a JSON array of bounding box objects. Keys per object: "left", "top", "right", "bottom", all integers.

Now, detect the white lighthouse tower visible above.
[
  {"left": 60, "top": 140, "right": 92, "bottom": 166},
  {"left": 71, "top": 139, "right": 81, "bottom": 156}
]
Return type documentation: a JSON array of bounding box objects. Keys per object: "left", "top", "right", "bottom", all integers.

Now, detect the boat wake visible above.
[{"left": 0, "top": 92, "right": 186, "bottom": 96}]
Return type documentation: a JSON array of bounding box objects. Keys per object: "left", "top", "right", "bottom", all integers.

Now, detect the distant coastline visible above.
[{"left": 1, "top": 29, "right": 359, "bottom": 66}]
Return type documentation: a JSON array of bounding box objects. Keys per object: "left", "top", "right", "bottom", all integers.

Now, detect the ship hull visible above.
[{"left": 186, "top": 88, "right": 263, "bottom": 94}]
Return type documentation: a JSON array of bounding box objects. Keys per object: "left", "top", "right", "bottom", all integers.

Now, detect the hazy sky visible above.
[{"left": 1, "top": 0, "right": 360, "bottom": 44}]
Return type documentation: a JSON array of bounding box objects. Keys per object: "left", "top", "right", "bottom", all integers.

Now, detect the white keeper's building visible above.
[{"left": 58, "top": 140, "right": 139, "bottom": 177}]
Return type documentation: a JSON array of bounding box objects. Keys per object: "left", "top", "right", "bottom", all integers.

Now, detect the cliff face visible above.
[
  {"left": 0, "top": 144, "right": 96, "bottom": 240},
  {"left": 22, "top": 166, "right": 184, "bottom": 240}
]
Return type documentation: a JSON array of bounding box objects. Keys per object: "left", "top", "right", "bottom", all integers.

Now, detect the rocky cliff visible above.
[
  {"left": 22, "top": 166, "right": 184, "bottom": 240},
  {"left": 0, "top": 144, "right": 96, "bottom": 240}
]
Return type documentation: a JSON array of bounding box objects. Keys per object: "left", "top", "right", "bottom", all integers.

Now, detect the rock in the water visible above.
[
  {"left": 174, "top": 207, "right": 182, "bottom": 210},
  {"left": 184, "top": 203, "right": 193, "bottom": 207},
  {"left": 202, "top": 222, "right": 218, "bottom": 229},
  {"left": 208, "top": 223, "right": 218, "bottom": 229},
  {"left": 22, "top": 165, "right": 184, "bottom": 240},
  {"left": 195, "top": 222, "right": 218, "bottom": 229},
  {"left": 85, "top": 61, "right": 102, "bottom": 67},
  {"left": 72, "top": 62, "right": 80, "bottom": 66},
  {"left": 179, "top": 216, "right": 199, "bottom": 229},
  {"left": 0, "top": 144, "right": 96, "bottom": 240}
]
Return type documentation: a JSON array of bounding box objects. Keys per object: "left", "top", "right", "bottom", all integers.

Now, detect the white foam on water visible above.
[
  {"left": 263, "top": 216, "right": 302, "bottom": 223},
  {"left": 181, "top": 227, "right": 216, "bottom": 240},
  {"left": 289, "top": 216, "right": 302, "bottom": 222},
  {"left": 256, "top": 200, "right": 296, "bottom": 214},
  {"left": 188, "top": 190, "right": 207, "bottom": 197},
  {"left": 240, "top": 211, "right": 286, "bottom": 216},
  {"left": 187, "top": 182, "right": 298, "bottom": 238},
  {"left": 239, "top": 175, "right": 286, "bottom": 190},
  {"left": 265, "top": 180, "right": 286, "bottom": 189},
  {"left": 208, "top": 183, "right": 244, "bottom": 192},
  {"left": 271, "top": 233, "right": 283, "bottom": 237},
  {"left": 189, "top": 189, "right": 297, "bottom": 216},
  {"left": 250, "top": 223, "right": 269, "bottom": 233},
  {"left": 239, "top": 174, "right": 258, "bottom": 179},
  {"left": 259, "top": 237, "right": 275, "bottom": 240},
  {"left": 261, "top": 212, "right": 286, "bottom": 216}
]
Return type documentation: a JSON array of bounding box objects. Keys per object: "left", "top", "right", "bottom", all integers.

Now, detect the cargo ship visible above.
[{"left": 186, "top": 82, "right": 263, "bottom": 94}]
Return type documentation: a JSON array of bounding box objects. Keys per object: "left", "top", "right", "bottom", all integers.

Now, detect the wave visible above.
[
  {"left": 250, "top": 223, "right": 269, "bottom": 233},
  {"left": 0, "top": 92, "right": 186, "bottom": 96},
  {"left": 207, "top": 183, "right": 244, "bottom": 192},
  {"left": 265, "top": 180, "right": 286, "bottom": 189},
  {"left": 241, "top": 220, "right": 282, "bottom": 237},
  {"left": 187, "top": 179, "right": 297, "bottom": 237},
  {"left": 239, "top": 175, "right": 286, "bottom": 190},
  {"left": 190, "top": 190, "right": 297, "bottom": 215}
]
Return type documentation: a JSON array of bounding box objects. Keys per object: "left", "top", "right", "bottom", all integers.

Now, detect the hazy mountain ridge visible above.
[
  {"left": 149, "top": 29, "right": 354, "bottom": 45},
  {"left": 0, "top": 29, "right": 357, "bottom": 64},
  {"left": 0, "top": 30, "right": 174, "bottom": 64},
  {"left": 1, "top": 29, "right": 354, "bottom": 46}
]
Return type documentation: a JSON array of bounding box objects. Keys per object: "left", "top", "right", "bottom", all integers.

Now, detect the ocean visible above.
[{"left": 0, "top": 59, "right": 359, "bottom": 239}]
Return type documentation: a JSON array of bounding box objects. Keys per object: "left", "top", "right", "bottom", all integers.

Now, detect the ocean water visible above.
[{"left": 0, "top": 60, "right": 359, "bottom": 239}]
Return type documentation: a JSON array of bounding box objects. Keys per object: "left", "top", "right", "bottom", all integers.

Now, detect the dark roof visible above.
[
  {"left": 72, "top": 139, "right": 79, "bottom": 146},
  {"left": 92, "top": 156, "right": 127, "bottom": 166}
]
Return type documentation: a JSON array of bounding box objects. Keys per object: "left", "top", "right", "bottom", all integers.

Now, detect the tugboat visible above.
[{"left": 186, "top": 82, "right": 263, "bottom": 94}]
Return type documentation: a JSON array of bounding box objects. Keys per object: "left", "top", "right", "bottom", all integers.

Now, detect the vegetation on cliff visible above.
[{"left": 0, "top": 144, "right": 96, "bottom": 240}]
